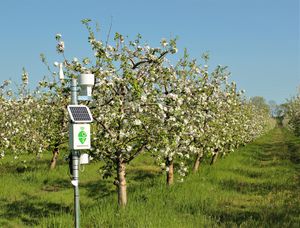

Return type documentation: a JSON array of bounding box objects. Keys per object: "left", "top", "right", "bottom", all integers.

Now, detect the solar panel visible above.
[{"left": 67, "top": 105, "right": 93, "bottom": 123}]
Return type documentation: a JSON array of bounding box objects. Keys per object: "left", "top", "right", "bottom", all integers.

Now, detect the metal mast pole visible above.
[
  {"left": 71, "top": 78, "right": 78, "bottom": 105},
  {"left": 71, "top": 78, "right": 80, "bottom": 228}
]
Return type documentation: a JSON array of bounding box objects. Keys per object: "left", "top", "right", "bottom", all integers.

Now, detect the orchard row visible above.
[{"left": 0, "top": 20, "right": 275, "bottom": 206}]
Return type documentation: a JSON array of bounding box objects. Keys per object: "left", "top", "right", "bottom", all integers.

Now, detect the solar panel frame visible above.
[{"left": 67, "top": 105, "right": 93, "bottom": 123}]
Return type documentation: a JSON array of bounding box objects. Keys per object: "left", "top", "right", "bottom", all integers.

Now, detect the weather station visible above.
[{"left": 60, "top": 65, "right": 95, "bottom": 228}]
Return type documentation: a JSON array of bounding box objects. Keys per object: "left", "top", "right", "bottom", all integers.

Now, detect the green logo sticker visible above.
[{"left": 78, "top": 127, "right": 87, "bottom": 144}]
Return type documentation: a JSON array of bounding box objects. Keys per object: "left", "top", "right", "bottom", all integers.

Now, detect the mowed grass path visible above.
[{"left": 0, "top": 127, "right": 299, "bottom": 227}]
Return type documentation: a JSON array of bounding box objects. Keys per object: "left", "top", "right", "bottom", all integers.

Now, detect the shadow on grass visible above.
[
  {"left": 130, "top": 168, "right": 159, "bottom": 182},
  {"left": 42, "top": 178, "right": 71, "bottom": 192},
  {"left": 228, "top": 168, "right": 264, "bottom": 179},
  {"left": 0, "top": 157, "right": 68, "bottom": 174},
  {"left": 209, "top": 206, "right": 297, "bottom": 227},
  {"left": 219, "top": 179, "right": 293, "bottom": 194},
  {"left": 287, "top": 142, "right": 300, "bottom": 165},
  {"left": 206, "top": 189, "right": 300, "bottom": 226},
  {"left": 214, "top": 209, "right": 261, "bottom": 225},
  {"left": 241, "top": 139, "right": 300, "bottom": 168},
  {"left": 0, "top": 194, "right": 71, "bottom": 226},
  {"left": 82, "top": 179, "right": 115, "bottom": 200}
]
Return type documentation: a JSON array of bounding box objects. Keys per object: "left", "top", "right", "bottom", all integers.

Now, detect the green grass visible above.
[{"left": 0, "top": 127, "right": 299, "bottom": 227}]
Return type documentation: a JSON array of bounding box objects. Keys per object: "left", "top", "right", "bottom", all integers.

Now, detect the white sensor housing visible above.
[
  {"left": 80, "top": 153, "right": 90, "bottom": 165},
  {"left": 78, "top": 73, "right": 94, "bottom": 98},
  {"left": 59, "top": 63, "right": 65, "bottom": 81}
]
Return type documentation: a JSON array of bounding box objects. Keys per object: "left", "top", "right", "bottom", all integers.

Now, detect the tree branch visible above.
[
  {"left": 95, "top": 119, "right": 113, "bottom": 137},
  {"left": 125, "top": 142, "right": 147, "bottom": 163},
  {"left": 131, "top": 50, "right": 169, "bottom": 69}
]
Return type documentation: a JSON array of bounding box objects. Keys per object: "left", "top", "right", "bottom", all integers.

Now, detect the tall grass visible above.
[{"left": 0, "top": 127, "right": 299, "bottom": 227}]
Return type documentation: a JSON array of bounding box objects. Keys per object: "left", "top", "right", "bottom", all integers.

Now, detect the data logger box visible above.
[{"left": 69, "top": 124, "right": 91, "bottom": 150}]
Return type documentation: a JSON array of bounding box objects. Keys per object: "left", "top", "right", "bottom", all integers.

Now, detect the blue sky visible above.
[{"left": 0, "top": 0, "right": 299, "bottom": 103}]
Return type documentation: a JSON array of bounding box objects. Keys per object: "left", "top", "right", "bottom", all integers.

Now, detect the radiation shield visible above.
[
  {"left": 69, "top": 124, "right": 91, "bottom": 150},
  {"left": 78, "top": 73, "right": 94, "bottom": 101}
]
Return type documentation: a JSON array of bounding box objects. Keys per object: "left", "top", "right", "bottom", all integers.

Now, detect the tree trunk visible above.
[
  {"left": 117, "top": 161, "right": 127, "bottom": 207},
  {"left": 50, "top": 147, "right": 59, "bottom": 169},
  {"left": 166, "top": 158, "right": 174, "bottom": 186},
  {"left": 210, "top": 152, "right": 218, "bottom": 165},
  {"left": 193, "top": 152, "right": 203, "bottom": 173}
]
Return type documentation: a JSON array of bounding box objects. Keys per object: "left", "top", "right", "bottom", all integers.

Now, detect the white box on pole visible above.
[{"left": 69, "top": 124, "right": 91, "bottom": 150}]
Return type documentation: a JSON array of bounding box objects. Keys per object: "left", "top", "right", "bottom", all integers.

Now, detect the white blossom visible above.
[
  {"left": 133, "top": 119, "right": 142, "bottom": 126},
  {"left": 56, "top": 41, "right": 65, "bottom": 53}
]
